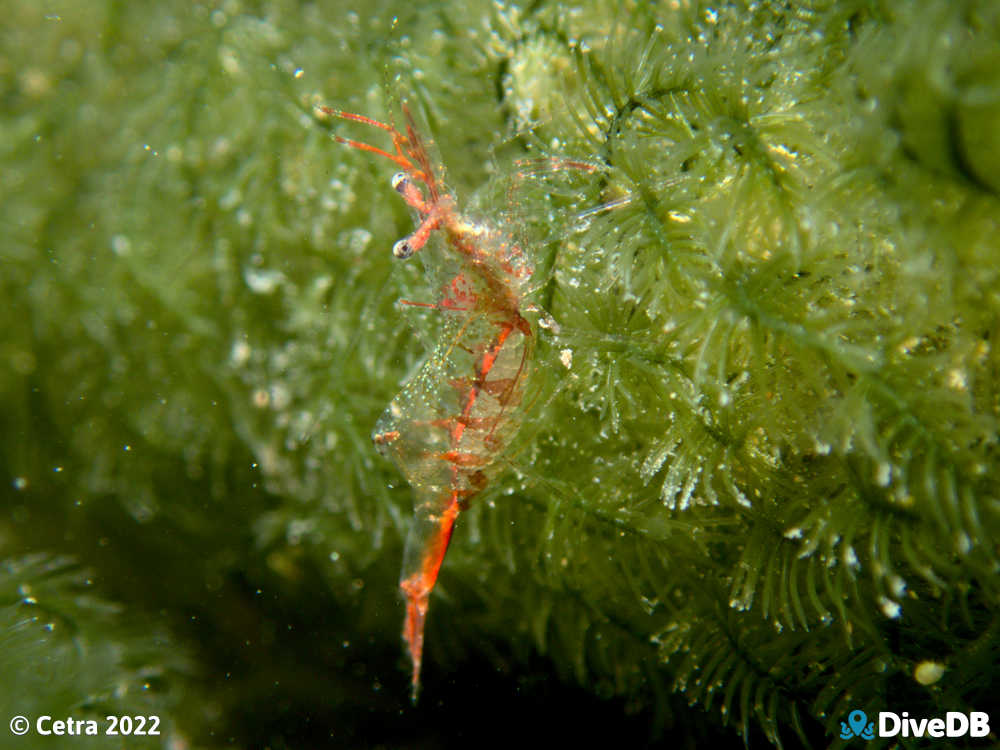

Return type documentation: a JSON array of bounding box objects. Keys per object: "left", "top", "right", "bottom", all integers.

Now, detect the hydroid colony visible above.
[{"left": 3, "top": 1, "right": 998, "bottom": 745}]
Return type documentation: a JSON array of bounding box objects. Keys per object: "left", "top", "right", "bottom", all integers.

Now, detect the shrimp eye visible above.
[
  {"left": 391, "top": 172, "right": 409, "bottom": 191},
  {"left": 393, "top": 238, "right": 414, "bottom": 259}
]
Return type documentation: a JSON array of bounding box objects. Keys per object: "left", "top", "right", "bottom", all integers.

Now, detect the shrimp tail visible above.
[
  {"left": 400, "top": 582, "right": 428, "bottom": 704},
  {"left": 399, "top": 492, "right": 461, "bottom": 702}
]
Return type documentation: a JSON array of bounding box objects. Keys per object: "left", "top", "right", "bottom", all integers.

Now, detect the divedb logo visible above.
[
  {"left": 881, "top": 712, "right": 990, "bottom": 739},
  {"left": 839, "top": 709, "right": 991, "bottom": 740}
]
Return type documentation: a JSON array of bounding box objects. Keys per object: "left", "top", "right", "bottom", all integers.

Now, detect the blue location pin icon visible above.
[{"left": 848, "top": 710, "right": 868, "bottom": 738}]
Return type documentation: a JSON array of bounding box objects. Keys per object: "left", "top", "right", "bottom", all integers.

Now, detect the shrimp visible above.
[{"left": 322, "top": 102, "right": 535, "bottom": 701}]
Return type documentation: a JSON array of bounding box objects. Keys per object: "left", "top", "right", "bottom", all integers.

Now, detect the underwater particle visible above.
[
  {"left": 12, "top": 476, "right": 28, "bottom": 490},
  {"left": 946, "top": 368, "right": 967, "bottom": 391},
  {"left": 345, "top": 227, "right": 373, "bottom": 254},
  {"left": 874, "top": 461, "right": 891, "bottom": 487},
  {"left": 220, "top": 188, "right": 241, "bottom": 210},
  {"left": 230, "top": 339, "right": 251, "bottom": 367},
  {"left": 913, "top": 660, "right": 945, "bottom": 686},
  {"left": 243, "top": 266, "right": 285, "bottom": 294},
  {"left": 888, "top": 575, "right": 906, "bottom": 598},
  {"left": 269, "top": 383, "right": 291, "bottom": 410},
  {"left": 878, "top": 596, "right": 901, "bottom": 619},
  {"left": 20, "top": 68, "right": 52, "bottom": 97},
  {"left": 111, "top": 234, "right": 132, "bottom": 256},
  {"left": 560, "top": 348, "right": 573, "bottom": 369}
]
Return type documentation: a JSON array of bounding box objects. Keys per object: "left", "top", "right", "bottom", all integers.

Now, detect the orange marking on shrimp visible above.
[
  {"left": 331, "top": 99, "right": 537, "bottom": 702},
  {"left": 475, "top": 324, "right": 512, "bottom": 378},
  {"left": 429, "top": 415, "right": 502, "bottom": 432},
  {"left": 372, "top": 430, "right": 400, "bottom": 445},
  {"left": 437, "top": 450, "right": 488, "bottom": 467}
]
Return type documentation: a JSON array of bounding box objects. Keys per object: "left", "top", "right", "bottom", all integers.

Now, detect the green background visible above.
[{"left": 2, "top": 1, "right": 999, "bottom": 747}]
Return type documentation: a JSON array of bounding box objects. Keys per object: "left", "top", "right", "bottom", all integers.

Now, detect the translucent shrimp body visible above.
[{"left": 324, "top": 103, "right": 534, "bottom": 701}]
